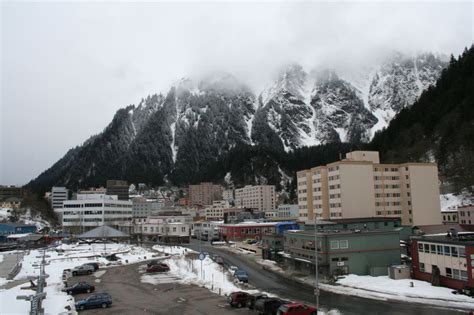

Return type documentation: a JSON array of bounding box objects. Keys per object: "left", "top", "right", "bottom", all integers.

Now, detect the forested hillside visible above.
[{"left": 370, "top": 46, "right": 474, "bottom": 192}]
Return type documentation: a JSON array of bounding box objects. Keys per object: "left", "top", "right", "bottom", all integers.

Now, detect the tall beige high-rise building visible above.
[
  {"left": 188, "top": 182, "right": 223, "bottom": 206},
  {"left": 297, "top": 151, "right": 442, "bottom": 226},
  {"left": 235, "top": 185, "right": 276, "bottom": 211}
]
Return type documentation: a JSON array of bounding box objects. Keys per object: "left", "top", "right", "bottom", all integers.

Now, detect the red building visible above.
[
  {"left": 218, "top": 222, "right": 277, "bottom": 241},
  {"left": 411, "top": 233, "right": 474, "bottom": 290}
]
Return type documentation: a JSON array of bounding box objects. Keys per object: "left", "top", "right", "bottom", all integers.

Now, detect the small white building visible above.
[
  {"left": 134, "top": 214, "right": 191, "bottom": 244},
  {"left": 61, "top": 194, "right": 132, "bottom": 234},
  {"left": 192, "top": 221, "right": 222, "bottom": 241}
]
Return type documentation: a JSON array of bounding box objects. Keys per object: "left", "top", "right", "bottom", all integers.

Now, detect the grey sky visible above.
[{"left": 1, "top": 1, "right": 472, "bottom": 186}]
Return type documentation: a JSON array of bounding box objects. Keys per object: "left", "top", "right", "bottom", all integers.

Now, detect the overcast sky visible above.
[{"left": 1, "top": 1, "right": 473, "bottom": 186}]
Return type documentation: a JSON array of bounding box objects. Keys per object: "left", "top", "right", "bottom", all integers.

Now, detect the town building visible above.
[
  {"left": 277, "top": 204, "right": 299, "bottom": 218},
  {"left": 0, "top": 197, "right": 22, "bottom": 209},
  {"left": 0, "top": 223, "right": 37, "bottom": 242},
  {"left": 264, "top": 211, "right": 279, "bottom": 219},
  {"left": 204, "top": 200, "right": 231, "bottom": 220},
  {"left": 51, "top": 186, "right": 69, "bottom": 209},
  {"left": 442, "top": 209, "right": 459, "bottom": 224},
  {"left": 235, "top": 185, "right": 276, "bottom": 211},
  {"left": 192, "top": 221, "right": 222, "bottom": 241},
  {"left": 60, "top": 194, "right": 132, "bottom": 234},
  {"left": 188, "top": 182, "right": 223, "bottom": 206},
  {"left": 222, "top": 208, "right": 245, "bottom": 223},
  {"left": 411, "top": 233, "right": 472, "bottom": 290},
  {"left": 222, "top": 189, "right": 234, "bottom": 202},
  {"left": 106, "top": 180, "right": 129, "bottom": 200},
  {"left": 0, "top": 185, "right": 22, "bottom": 200},
  {"left": 218, "top": 221, "right": 299, "bottom": 241},
  {"left": 297, "top": 150, "right": 442, "bottom": 226},
  {"left": 458, "top": 205, "right": 474, "bottom": 228},
  {"left": 283, "top": 228, "right": 401, "bottom": 277},
  {"left": 131, "top": 197, "right": 165, "bottom": 217},
  {"left": 134, "top": 214, "right": 191, "bottom": 244}
]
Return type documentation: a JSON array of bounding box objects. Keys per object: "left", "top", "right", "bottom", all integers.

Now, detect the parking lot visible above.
[{"left": 72, "top": 261, "right": 253, "bottom": 314}]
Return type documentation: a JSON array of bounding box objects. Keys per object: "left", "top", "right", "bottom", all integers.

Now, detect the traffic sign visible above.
[{"left": 198, "top": 253, "right": 205, "bottom": 261}]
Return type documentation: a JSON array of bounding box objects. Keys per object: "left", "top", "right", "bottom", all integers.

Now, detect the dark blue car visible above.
[
  {"left": 234, "top": 269, "right": 249, "bottom": 283},
  {"left": 75, "top": 293, "right": 112, "bottom": 311}
]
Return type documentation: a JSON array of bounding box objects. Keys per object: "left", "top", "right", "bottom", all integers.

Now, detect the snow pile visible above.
[
  {"left": 321, "top": 274, "right": 474, "bottom": 310},
  {"left": 152, "top": 244, "right": 195, "bottom": 255},
  {"left": 440, "top": 193, "right": 473, "bottom": 211},
  {"left": 0, "top": 243, "right": 158, "bottom": 314},
  {"left": 256, "top": 259, "right": 284, "bottom": 273},
  {"left": 0, "top": 207, "right": 12, "bottom": 219}
]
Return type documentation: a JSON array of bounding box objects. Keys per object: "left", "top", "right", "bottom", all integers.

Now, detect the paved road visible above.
[
  {"left": 75, "top": 262, "right": 253, "bottom": 315},
  {"left": 186, "top": 240, "right": 464, "bottom": 315},
  {"left": 0, "top": 252, "right": 23, "bottom": 279}
]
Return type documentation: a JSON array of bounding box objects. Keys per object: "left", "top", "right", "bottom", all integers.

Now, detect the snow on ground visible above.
[
  {"left": 321, "top": 274, "right": 474, "bottom": 311},
  {"left": 0, "top": 242, "right": 158, "bottom": 315},
  {"left": 149, "top": 245, "right": 251, "bottom": 296}
]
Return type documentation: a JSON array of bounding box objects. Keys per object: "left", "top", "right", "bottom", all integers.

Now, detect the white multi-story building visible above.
[
  {"left": 277, "top": 204, "right": 299, "bottom": 218},
  {"left": 264, "top": 211, "right": 279, "bottom": 218},
  {"left": 235, "top": 185, "right": 276, "bottom": 211},
  {"left": 51, "top": 186, "right": 68, "bottom": 209},
  {"left": 134, "top": 214, "right": 191, "bottom": 244},
  {"left": 61, "top": 194, "right": 132, "bottom": 233},
  {"left": 132, "top": 197, "right": 165, "bottom": 217}
]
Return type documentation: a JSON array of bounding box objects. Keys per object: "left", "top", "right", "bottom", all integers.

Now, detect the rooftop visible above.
[
  {"left": 286, "top": 227, "right": 402, "bottom": 237},
  {"left": 413, "top": 232, "right": 474, "bottom": 245}
]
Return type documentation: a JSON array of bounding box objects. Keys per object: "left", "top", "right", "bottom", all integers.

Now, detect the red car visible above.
[
  {"left": 227, "top": 291, "right": 251, "bottom": 308},
  {"left": 277, "top": 303, "right": 317, "bottom": 315},
  {"left": 146, "top": 263, "right": 170, "bottom": 273}
]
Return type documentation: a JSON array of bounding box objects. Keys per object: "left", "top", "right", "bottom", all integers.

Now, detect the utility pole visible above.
[{"left": 314, "top": 215, "right": 320, "bottom": 312}]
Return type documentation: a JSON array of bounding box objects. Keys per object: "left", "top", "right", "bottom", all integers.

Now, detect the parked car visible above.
[
  {"left": 146, "top": 263, "right": 170, "bottom": 273},
  {"left": 64, "top": 282, "right": 95, "bottom": 295},
  {"left": 227, "top": 291, "right": 251, "bottom": 308},
  {"left": 229, "top": 265, "right": 239, "bottom": 273},
  {"left": 255, "top": 298, "right": 290, "bottom": 315},
  {"left": 234, "top": 269, "right": 249, "bottom": 283},
  {"left": 83, "top": 262, "right": 99, "bottom": 271},
  {"left": 247, "top": 293, "right": 268, "bottom": 310},
  {"left": 146, "top": 260, "right": 160, "bottom": 267},
  {"left": 72, "top": 264, "right": 95, "bottom": 276},
  {"left": 75, "top": 293, "right": 112, "bottom": 311},
  {"left": 276, "top": 303, "right": 317, "bottom": 315}
]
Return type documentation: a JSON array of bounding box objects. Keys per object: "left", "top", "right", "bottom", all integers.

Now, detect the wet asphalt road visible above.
[{"left": 185, "top": 240, "right": 465, "bottom": 315}]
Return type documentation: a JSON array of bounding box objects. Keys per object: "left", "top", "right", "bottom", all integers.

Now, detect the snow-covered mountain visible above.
[{"left": 27, "top": 51, "right": 446, "bottom": 189}]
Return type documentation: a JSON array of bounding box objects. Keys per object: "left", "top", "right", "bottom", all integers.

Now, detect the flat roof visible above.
[
  {"left": 286, "top": 228, "right": 401, "bottom": 237},
  {"left": 412, "top": 233, "right": 474, "bottom": 245}
]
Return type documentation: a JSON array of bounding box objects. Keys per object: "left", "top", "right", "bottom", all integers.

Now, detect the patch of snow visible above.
[
  {"left": 334, "top": 128, "right": 347, "bottom": 143},
  {"left": 324, "top": 274, "right": 474, "bottom": 311},
  {"left": 170, "top": 121, "right": 177, "bottom": 162}
]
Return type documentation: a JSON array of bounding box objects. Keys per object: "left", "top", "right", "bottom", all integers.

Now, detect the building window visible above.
[
  {"left": 424, "top": 244, "right": 430, "bottom": 252},
  {"left": 330, "top": 241, "right": 339, "bottom": 250},
  {"left": 339, "top": 240, "right": 349, "bottom": 249},
  {"left": 419, "top": 263, "right": 425, "bottom": 272},
  {"left": 418, "top": 243, "right": 423, "bottom": 252},
  {"left": 451, "top": 247, "right": 459, "bottom": 257},
  {"left": 430, "top": 244, "right": 436, "bottom": 254},
  {"left": 446, "top": 268, "right": 452, "bottom": 278},
  {"left": 444, "top": 246, "right": 451, "bottom": 256}
]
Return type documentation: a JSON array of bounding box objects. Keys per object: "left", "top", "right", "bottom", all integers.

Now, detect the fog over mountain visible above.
[{"left": 1, "top": 1, "right": 472, "bottom": 184}]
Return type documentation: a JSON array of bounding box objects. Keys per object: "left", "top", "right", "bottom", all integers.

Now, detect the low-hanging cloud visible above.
[{"left": 1, "top": 1, "right": 472, "bottom": 185}]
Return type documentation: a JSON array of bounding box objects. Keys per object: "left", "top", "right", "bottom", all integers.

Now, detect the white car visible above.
[{"left": 229, "top": 265, "right": 239, "bottom": 273}]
